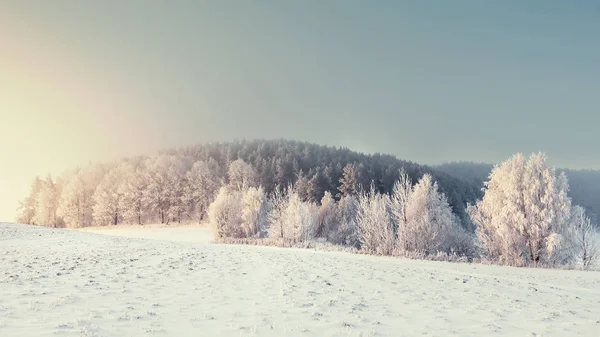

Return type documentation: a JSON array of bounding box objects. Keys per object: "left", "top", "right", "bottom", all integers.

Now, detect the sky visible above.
[{"left": 1, "top": 0, "right": 600, "bottom": 221}]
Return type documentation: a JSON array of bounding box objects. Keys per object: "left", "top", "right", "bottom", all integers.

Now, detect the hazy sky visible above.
[{"left": 1, "top": 1, "right": 600, "bottom": 221}]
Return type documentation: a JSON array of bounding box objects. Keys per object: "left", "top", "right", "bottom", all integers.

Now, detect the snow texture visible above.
[{"left": 1, "top": 223, "right": 599, "bottom": 337}]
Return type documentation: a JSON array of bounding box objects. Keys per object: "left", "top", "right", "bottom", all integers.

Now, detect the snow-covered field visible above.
[
  {"left": 1, "top": 223, "right": 599, "bottom": 337},
  {"left": 76, "top": 223, "right": 214, "bottom": 243}
]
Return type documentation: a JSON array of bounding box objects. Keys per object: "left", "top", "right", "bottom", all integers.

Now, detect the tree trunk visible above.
[{"left": 528, "top": 240, "right": 535, "bottom": 264}]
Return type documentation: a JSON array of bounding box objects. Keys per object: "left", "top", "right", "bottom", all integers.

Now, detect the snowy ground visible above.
[
  {"left": 1, "top": 223, "right": 599, "bottom": 337},
  {"left": 77, "top": 223, "right": 214, "bottom": 243}
]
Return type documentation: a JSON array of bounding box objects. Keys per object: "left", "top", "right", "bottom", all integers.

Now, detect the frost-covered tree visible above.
[
  {"left": 468, "top": 153, "right": 573, "bottom": 266},
  {"left": 569, "top": 205, "right": 599, "bottom": 270},
  {"left": 183, "top": 159, "right": 222, "bottom": 223},
  {"left": 57, "top": 173, "right": 93, "bottom": 228},
  {"left": 207, "top": 187, "right": 243, "bottom": 239},
  {"left": 120, "top": 168, "right": 149, "bottom": 225},
  {"left": 338, "top": 163, "right": 361, "bottom": 197},
  {"left": 267, "top": 186, "right": 318, "bottom": 242},
  {"left": 165, "top": 157, "right": 192, "bottom": 223},
  {"left": 16, "top": 176, "right": 43, "bottom": 225},
  {"left": 228, "top": 159, "right": 257, "bottom": 191},
  {"left": 34, "top": 175, "right": 59, "bottom": 227},
  {"left": 17, "top": 139, "right": 485, "bottom": 228},
  {"left": 294, "top": 169, "right": 311, "bottom": 201},
  {"left": 281, "top": 189, "right": 318, "bottom": 242},
  {"left": 92, "top": 165, "right": 131, "bottom": 226},
  {"left": 390, "top": 169, "right": 412, "bottom": 250},
  {"left": 240, "top": 186, "right": 270, "bottom": 238},
  {"left": 333, "top": 194, "right": 359, "bottom": 247},
  {"left": 267, "top": 186, "right": 287, "bottom": 239},
  {"left": 317, "top": 191, "right": 338, "bottom": 239},
  {"left": 144, "top": 155, "right": 175, "bottom": 224},
  {"left": 403, "top": 174, "right": 458, "bottom": 255},
  {"left": 307, "top": 168, "right": 326, "bottom": 202},
  {"left": 356, "top": 184, "right": 395, "bottom": 255}
]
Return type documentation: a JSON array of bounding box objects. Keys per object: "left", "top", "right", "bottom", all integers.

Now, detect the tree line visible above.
[
  {"left": 15, "top": 139, "right": 598, "bottom": 269},
  {"left": 16, "top": 139, "right": 481, "bottom": 228},
  {"left": 208, "top": 152, "right": 598, "bottom": 269}
]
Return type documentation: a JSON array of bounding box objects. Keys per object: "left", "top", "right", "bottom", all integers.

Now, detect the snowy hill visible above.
[{"left": 1, "top": 223, "right": 599, "bottom": 337}]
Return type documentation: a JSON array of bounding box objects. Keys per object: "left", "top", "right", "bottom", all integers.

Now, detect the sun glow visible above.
[{"left": 0, "top": 13, "right": 156, "bottom": 221}]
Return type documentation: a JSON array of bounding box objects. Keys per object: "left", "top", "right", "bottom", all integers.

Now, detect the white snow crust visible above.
[{"left": 1, "top": 223, "right": 599, "bottom": 337}]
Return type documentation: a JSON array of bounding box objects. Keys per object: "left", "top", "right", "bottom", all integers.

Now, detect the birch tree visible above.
[
  {"left": 403, "top": 174, "right": 457, "bottom": 255},
  {"left": 333, "top": 194, "right": 359, "bottom": 247},
  {"left": 318, "top": 191, "right": 338, "bottom": 239},
  {"left": 390, "top": 169, "right": 412, "bottom": 251},
  {"left": 569, "top": 205, "right": 599, "bottom": 270},
  {"left": 34, "top": 175, "right": 59, "bottom": 227},
  {"left": 356, "top": 184, "right": 395, "bottom": 255},
  {"left": 207, "top": 187, "right": 243, "bottom": 239},
  {"left": 228, "top": 159, "right": 257, "bottom": 191},
  {"left": 120, "top": 168, "right": 149, "bottom": 225},
  {"left": 57, "top": 173, "right": 92, "bottom": 228},
  {"left": 144, "top": 155, "right": 174, "bottom": 224},
  {"left": 240, "top": 186, "right": 270, "bottom": 238},
  {"left": 468, "top": 153, "right": 573, "bottom": 266},
  {"left": 16, "top": 176, "right": 43, "bottom": 225},
  {"left": 92, "top": 165, "right": 131, "bottom": 226}
]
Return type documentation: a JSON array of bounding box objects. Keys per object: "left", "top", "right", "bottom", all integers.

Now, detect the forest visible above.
[
  {"left": 15, "top": 139, "right": 599, "bottom": 269},
  {"left": 16, "top": 139, "right": 481, "bottom": 229}
]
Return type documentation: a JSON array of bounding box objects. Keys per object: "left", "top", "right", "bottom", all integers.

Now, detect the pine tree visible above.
[
  {"left": 294, "top": 169, "right": 310, "bottom": 201},
  {"left": 338, "top": 163, "right": 361, "bottom": 197},
  {"left": 307, "top": 168, "right": 326, "bottom": 203}
]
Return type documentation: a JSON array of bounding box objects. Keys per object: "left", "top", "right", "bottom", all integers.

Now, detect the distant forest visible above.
[
  {"left": 17, "top": 139, "right": 600, "bottom": 230},
  {"left": 435, "top": 162, "right": 600, "bottom": 225},
  {"left": 17, "top": 139, "right": 483, "bottom": 229}
]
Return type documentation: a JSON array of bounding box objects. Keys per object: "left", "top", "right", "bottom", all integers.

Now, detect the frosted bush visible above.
[
  {"left": 267, "top": 186, "right": 318, "bottom": 243},
  {"left": 240, "top": 186, "right": 270, "bottom": 238},
  {"left": 356, "top": 185, "right": 395, "bottom": 255},
  {"left": 207, "top": 187, "right": 243, "bottom": 239}
]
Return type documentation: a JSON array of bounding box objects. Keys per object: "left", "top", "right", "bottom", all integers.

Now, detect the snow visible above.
[
  {"left": 1, "top": 223, "right": 600, "bottom": 337},
  {"left": 77, "top": 224, "right": 214, "bottom": 244}
]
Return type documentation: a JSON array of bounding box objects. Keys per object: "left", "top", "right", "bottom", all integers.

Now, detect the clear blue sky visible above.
[{"left": 1, "top": 0, "right": 600, "bottom": 220}]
